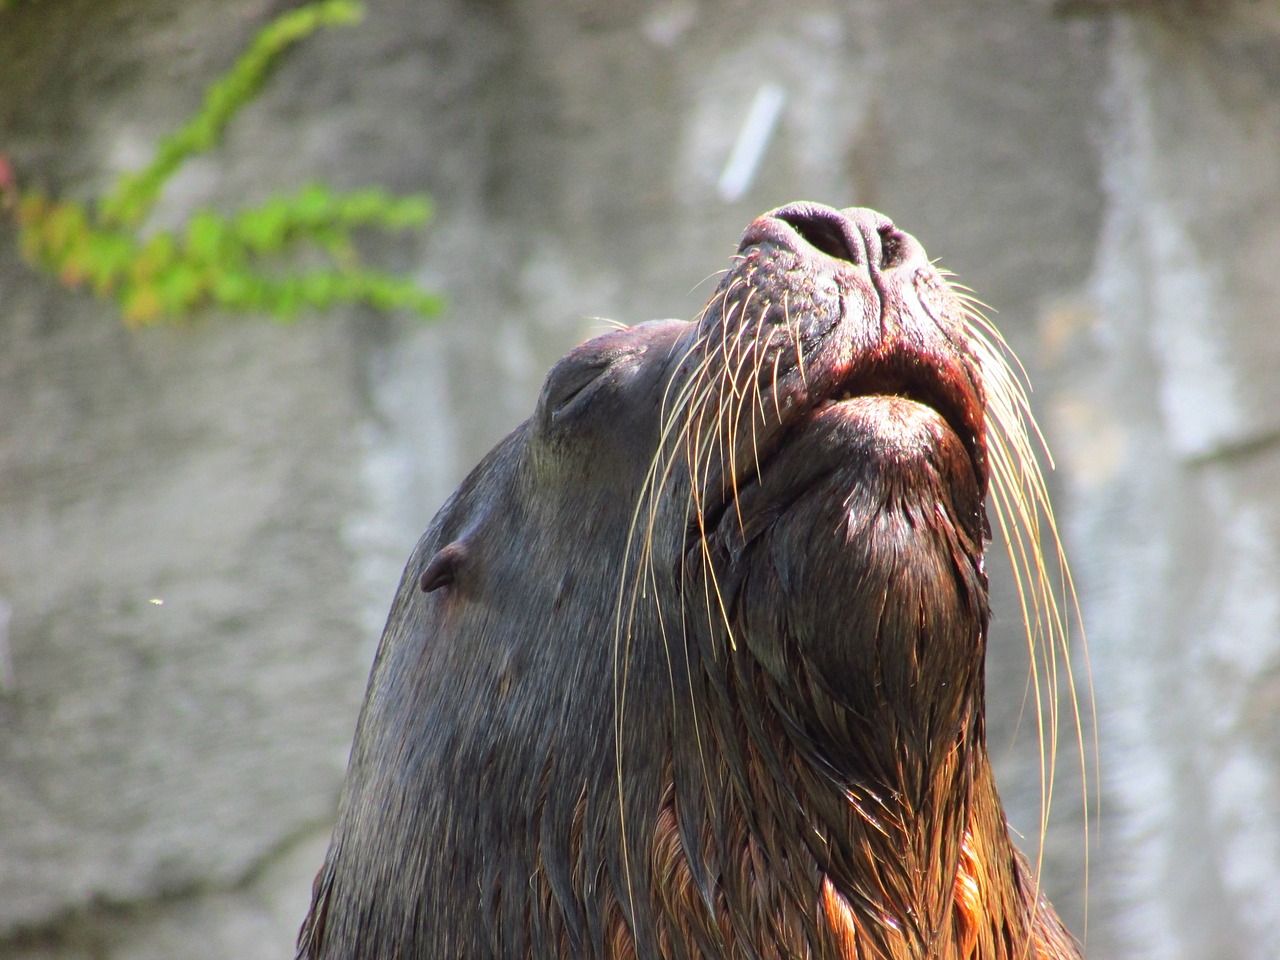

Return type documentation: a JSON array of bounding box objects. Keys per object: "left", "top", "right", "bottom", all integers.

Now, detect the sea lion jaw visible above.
[{"left": 671, "top": 204, "right": 992, "bottom": 743}]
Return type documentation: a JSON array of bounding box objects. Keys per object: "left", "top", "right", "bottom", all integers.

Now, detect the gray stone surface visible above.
[
  {"left": 1052, "top": 10, "right": 1280, "bottom": 959},
  {"left": 1, "top": 1, "right": 1277, "bottom": 957}
]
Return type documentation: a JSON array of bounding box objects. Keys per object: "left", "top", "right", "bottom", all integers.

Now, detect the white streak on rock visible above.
[{"left": 717, "top": 83, "right": 787, "bottom": 203}]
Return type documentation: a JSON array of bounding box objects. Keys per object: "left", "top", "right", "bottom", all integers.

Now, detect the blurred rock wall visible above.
[{"left": 0, "top": 1, "right": 1276, "bottom": 957}]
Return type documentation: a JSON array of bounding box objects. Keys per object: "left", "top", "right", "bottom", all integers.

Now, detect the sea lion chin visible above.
[{"left": 297, "top": 203, "right": 1084, "bottom": 960}]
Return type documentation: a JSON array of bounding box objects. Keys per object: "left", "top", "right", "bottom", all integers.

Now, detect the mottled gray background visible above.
[{"left": 2, "top": 1, "right": 1278, "bottom": 957}]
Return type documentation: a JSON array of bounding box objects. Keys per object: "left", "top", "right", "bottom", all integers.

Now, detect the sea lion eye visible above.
[
  {"left": 419, "top": 541, "right": 467, "bottom": 593},
  {"left": 545, "top": 356, "right": 613, "bottom": 421}
]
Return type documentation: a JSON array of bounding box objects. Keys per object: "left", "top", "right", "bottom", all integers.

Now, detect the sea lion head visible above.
[{"left": 298, "top": 203, "right": 1078, "bottom": 960}]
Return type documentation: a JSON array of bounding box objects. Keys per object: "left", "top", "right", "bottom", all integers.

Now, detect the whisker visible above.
[{"left": 963, "top": 287, "right": 1092, "bottom": 945}]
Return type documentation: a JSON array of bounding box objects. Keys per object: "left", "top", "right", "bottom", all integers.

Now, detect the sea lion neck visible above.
[{"left": 667, "top": 395, "right": 995, "bottom": 957}]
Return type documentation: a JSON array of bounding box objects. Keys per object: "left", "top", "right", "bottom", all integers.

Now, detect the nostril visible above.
[
  {"left": 878, "top": 226, "right": 904, "bottom": 269},
  {"left": 774, "top": 208, "right": 861, "bottom": 264}
]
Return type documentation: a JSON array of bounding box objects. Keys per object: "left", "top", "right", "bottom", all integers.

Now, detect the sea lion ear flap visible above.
[{"left": 419, "top": 541, "right": 468, "bottom": 593}]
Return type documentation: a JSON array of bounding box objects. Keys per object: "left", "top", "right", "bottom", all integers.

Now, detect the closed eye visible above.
[{"left": 548, "top": 358, "right": 612, "bottom": 420}]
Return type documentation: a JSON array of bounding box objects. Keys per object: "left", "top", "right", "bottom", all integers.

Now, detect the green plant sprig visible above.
[
  {"left": 4, "top": 0, "right": 443, "bottom": 326},
  {"left": 99, "top": 0, "right": 363, "bottom": 229},
  {"left": 16, "top": 184, "right": 443, "bottom": 324}
]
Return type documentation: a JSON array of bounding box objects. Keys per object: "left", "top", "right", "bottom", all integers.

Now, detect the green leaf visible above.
[
  {"left": 157, "top": 262, "right": 204, "bottom": 312},
  {"left": 185, "top": 210, "right": 227, "bottom": 263}
]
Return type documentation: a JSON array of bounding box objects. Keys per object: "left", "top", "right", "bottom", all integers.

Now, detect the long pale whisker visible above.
[{"left": 963, "top": 288, "right": 1092, "bottom": 946}]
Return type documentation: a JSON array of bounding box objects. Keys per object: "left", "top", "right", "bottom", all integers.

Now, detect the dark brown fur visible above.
[{"left": 298, "top": 204, "right": 1083, "bottom": 959}]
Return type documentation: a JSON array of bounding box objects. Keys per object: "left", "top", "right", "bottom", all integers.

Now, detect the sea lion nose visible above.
[{"left": 766, "top": 202, "right": 925, "bottom": 278}]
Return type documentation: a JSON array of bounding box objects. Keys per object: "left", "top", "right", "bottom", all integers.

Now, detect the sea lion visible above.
[{"left": 297, "top": 202, "right": 1083, "bottom": 960}]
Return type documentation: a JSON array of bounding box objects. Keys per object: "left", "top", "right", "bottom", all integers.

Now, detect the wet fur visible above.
[{"left": 298, "top": 204, "right": 1083, "bottom": 959}]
